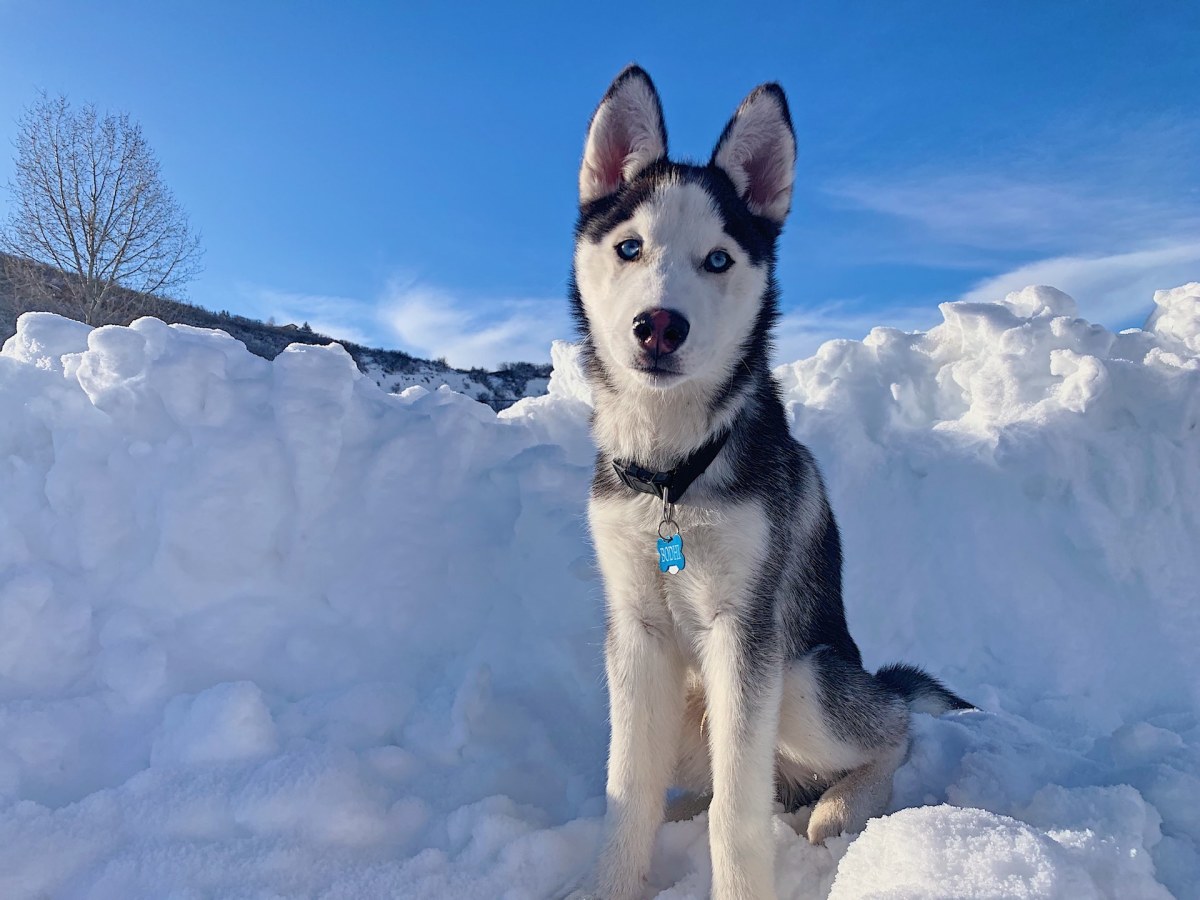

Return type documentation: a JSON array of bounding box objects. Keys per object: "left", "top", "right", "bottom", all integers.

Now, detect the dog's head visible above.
[{"left": 571, "top": 66, "right": 795, "bottom": 392}]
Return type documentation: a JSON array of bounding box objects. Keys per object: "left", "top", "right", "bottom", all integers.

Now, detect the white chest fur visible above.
[{"left": 589, "top": 492, "right": 772, "bottom": 656}]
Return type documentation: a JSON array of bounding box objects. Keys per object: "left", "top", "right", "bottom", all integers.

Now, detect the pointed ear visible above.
[
  {"left": 579, "top": 65, "right": 668, "bottom": 204},
  {"left": 710, "top": 84, "right": 796, "bottom": 225}
]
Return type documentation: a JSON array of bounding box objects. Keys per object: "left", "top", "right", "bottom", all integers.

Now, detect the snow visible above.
[
  {"left": 0, "top": 283, "right": 1197, "bottom": 898},
  {"left": 356, "top": 357, "right": 551, "bottom": 410}
]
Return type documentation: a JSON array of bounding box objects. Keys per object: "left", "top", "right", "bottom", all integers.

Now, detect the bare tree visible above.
[{"left": 1, "top": 92, "right": 202, "bottom": 325}]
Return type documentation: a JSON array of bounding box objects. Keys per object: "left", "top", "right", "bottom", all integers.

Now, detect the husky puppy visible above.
[{"left": 571, "top": 66, "right": 970, "bottom": 900}]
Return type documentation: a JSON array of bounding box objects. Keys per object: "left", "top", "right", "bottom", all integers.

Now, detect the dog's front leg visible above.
[
  {"left": 596, "top": 598, "right": 686, "bottom": 900},
  {"left": 700, "top": 610, "right": 782, "bottom": 900}
]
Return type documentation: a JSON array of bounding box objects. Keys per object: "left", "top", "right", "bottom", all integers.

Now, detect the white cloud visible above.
[
  {"left": 774, "top": 301, "right": 937, "bottom": 364},
  {"left": 826, "top": 173, "right": 1200, "bottom": 258},
  {"left": 233, "top": 279, "right": 571, "bottom": 369},
  {"left": 959, "top": 239, "right": 1200, "bottom": 326},
  {"left": 380, "top": 279, "right": 570, "bottom": 369},
  {"left": 236, "top": 286, "right": 378, "bottom": 348},
  {"left": 772, "top": 239, "right": 1200, "bottom": 366},
  {"left": 824, "top": 113, "right": 1200, "bottom": 269},
  {"left": 819, "top": 145, "right": 1200, "bottom": 333}
]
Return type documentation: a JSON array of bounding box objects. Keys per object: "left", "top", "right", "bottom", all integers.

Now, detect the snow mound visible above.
[
  {"left": 0, "top": 285, "right": 1197, "bottom": 898},
  {"left": 151, "top": 682, "right": 279, "bottom": 766},
  {"left": 828, "top": 796, "right": 1168, "bottom": 900}
]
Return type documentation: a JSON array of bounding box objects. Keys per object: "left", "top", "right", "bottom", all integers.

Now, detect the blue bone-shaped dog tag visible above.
[{"left": 657, "top": 533, "right": 686, "bottom": 574}]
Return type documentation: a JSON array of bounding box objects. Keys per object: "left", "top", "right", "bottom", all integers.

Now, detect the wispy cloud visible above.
[
  {"left": 238, "top": 286, "right": 378, "bottom": 347},
  {"left": 819, "top": 115, "right": 1200, "bottom": 330},
  {"left": 774, "top": 301, "right": 937, "bottom": 363},
  {"left": 772, "top": 238, "right": 1200, "bottom": 363},
  {"left": 379, "top": 279, "right": 570, "bottom": 369},
  {"left": 959, "top": 239, "right": 1200, "bottom": 326},
  {"left": 826, "top": 173, "right": 1200, "bottom": 259},
  {"left": 821, "top": 112, "right": 1200, "bottom": 294},
  {"left": 233, "top": 279, "right": 570, "bottom": 369},
  {"left": 775, "top": 239, "right": 1200, "bottom": 363}
]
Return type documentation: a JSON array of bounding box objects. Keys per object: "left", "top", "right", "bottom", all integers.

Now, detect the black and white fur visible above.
[{"left": 571, "top": 67, "right": 970, "bottom": 900}]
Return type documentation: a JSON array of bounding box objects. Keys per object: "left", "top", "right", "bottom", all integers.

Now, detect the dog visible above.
[{"left": 569, "top": 66, "right": 971, "bottom": 900}]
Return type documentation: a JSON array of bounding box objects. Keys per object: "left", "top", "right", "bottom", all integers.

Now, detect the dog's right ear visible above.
[{"left": 579, "top": 65, "right": 667, "bottom": 205}]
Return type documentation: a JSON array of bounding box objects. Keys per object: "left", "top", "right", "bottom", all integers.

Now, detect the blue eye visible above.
[
  {"left": 703, "top": 249, "right": 733, "bottom": 273},
  {"left": 616, "top": 238, "right": 642, "bottom": 261}
]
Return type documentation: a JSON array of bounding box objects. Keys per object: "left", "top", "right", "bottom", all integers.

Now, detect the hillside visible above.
[
  {"left": 0, "top": 283, "right": 1197, "bottom": 897},
  {"left": 0, "top": 253, "right": 550, "bottom": 409}
]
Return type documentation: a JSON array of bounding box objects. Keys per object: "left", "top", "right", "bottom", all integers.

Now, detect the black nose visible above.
[{"left": 632, "top": 309, "right": 690, "bottom": 356}]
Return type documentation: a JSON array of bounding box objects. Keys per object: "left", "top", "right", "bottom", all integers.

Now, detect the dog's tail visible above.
[{"left": 876, "top": 662, "right": 974, "bottom": 715}]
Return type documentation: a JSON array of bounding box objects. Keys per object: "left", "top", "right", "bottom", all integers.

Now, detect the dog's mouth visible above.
[{"left": 631, "top": 359, "right": 684, "bottom": 383}]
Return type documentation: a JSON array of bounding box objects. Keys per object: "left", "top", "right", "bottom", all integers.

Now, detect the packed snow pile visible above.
[{"left": 0, "top": 283, "right": 1197, "bottom": 899}]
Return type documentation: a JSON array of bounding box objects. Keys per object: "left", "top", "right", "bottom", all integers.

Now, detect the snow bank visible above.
[{"left": 0, "top": 284, "right": 1197, "bottom": 898}]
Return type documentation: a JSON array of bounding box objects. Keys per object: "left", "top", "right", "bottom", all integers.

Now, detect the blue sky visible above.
[{"left": 1, "top": 1, "right": 1198, "bottom": 367}]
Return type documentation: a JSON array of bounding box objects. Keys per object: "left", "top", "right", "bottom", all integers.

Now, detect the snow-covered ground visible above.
[
  {"left": 0, "top": 283, "right": 1197, "bottom": 899},
  {"left": 356, "top": 356, "right": 550, "bottom": 410}
]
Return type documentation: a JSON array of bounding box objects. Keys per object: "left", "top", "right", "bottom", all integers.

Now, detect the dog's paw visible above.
[{"left": 806, "top": 795, "right": 850, "bottom": 845}]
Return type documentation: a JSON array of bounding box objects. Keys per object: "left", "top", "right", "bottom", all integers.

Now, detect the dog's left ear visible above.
[{"left": 711, "top": 84, "right": 796, "bottom": 226}]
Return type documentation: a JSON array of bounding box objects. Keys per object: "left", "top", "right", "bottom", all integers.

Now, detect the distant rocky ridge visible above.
[{"left": 0, "top": 252, "right": 550, "bottom": 410}]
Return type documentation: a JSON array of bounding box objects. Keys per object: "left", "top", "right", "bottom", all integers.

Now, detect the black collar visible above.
[{"left": 611, "top": 429, "right": 731, "bottom": 503}]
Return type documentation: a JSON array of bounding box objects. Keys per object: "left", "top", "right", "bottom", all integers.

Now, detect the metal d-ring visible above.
[
  {"left": 658, "top": 488, "right": 680, "bottom": 540},
  {"left": 658, "top": 515, "right": 680, "bottom": 541}
]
